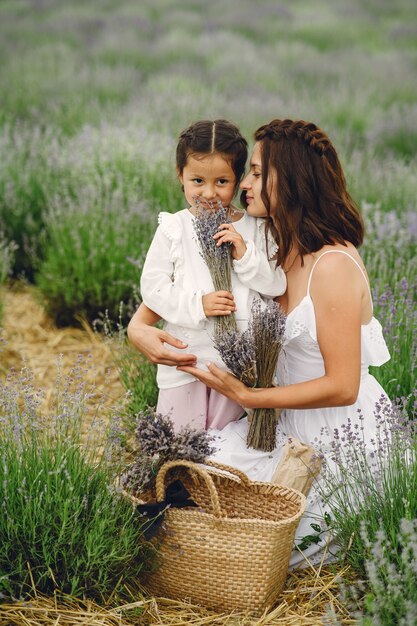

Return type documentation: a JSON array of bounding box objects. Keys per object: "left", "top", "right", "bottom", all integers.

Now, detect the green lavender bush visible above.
[
  {"left": 362, "top": 206, "right": 416, "bottom": 401},
  {"left": 325, "top": 518, "right": 417, "bottom": 625},
  {"left": 95, "top": 309, "right": 158, "bottom": 435},
  {"left": 0, "top": 233, "right": 15, "bottom": 288},
  {"left": 113, "top": 343, "right": 158, "bottom": 418},
  {"left": 35, "top": 186, "right": 154, "bottom": 326},
  {"left": 319, "top": 393, "right": 417, "bottom": 620},
  {"left": 0, "top": 124, "right": 65, "bottom": 279},
  {"left": 0, "top": 359, "right": 153, "bottom": 601},
  {"left": 353, "top": 519, "right": 417, "bottom": 625},
  {"left": 0, "top": 233, "right": 16, "bottom": 322},
  {"left": 30, "top": 124, "right": 182, "bottom": 323},
  {"left": 0, "top": 119, "right": 181, "bottom": 299}
]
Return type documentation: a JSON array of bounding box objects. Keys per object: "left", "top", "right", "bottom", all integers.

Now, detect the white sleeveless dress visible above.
[{"left": 209, "top": 250, "right": 391, "bottom": 568}]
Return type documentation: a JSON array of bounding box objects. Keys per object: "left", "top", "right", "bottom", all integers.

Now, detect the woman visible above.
[{"left": 128, "top": 119, "right": 390, "bottom": 567}]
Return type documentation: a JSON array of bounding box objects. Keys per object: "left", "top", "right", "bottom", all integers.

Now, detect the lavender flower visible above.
[
  {"left": 134, "top": 410, "right": 175, "bottom": 457},
  {"left": 213, "top": 328, "right": 257, "bottom": 387},
  {"left": 315, "top": 391, "right": 417, "bottom": 589},
  {"left": 170, "top": 424, "right": 217, "bottom": 462},
  {"left": 350, "top": 518, "right": 417, "bottom": 623},
  {"left": 192, "top": 197, "right": 237, "bottom": 338},
  {"left": 120, "top": 409, "right": 217, "bottom": 496},
  {"left": 120, "top": 454, "right": 156, "bottom": 494}
]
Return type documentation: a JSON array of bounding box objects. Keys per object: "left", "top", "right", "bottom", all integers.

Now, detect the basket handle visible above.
[
  {"left": 155, "top": 459, "right": 225, "bottom": 519},
  {"left": 203, "top": 460, "right": 251, "bottom": 486}
]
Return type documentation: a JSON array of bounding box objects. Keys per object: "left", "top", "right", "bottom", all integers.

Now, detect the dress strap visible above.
[{"left": 306, "top": 250, "right": 373, "bottom": 311}]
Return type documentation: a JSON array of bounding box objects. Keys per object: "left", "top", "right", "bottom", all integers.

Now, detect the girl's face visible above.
[
  {"left": 178, "top": 152, "right": 236, "bottom": 214},
  {"left": 240, "top": 142, "right": 277, "bottom": 218}
]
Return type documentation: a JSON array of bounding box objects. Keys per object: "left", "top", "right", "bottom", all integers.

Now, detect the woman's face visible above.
[{"left": 240, "top": 142, "right": 277, "bottom": 218}]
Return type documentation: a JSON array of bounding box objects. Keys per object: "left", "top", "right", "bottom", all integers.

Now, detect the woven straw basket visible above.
[{"left": 134, "top": 459, "right": 306, "bottom": 614}]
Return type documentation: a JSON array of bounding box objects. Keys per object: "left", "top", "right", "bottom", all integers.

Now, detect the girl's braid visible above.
[
  {"left": 257, "top": 119, "right": 331, "bottom": 156},
  {"left": 231, "top": 127, "right": 249, "bottom": 152},
  {"left": 178, "top": 124, "right": 199, "bottom": 144}
]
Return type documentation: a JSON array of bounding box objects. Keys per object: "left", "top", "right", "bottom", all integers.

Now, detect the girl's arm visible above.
[
  {"left": 215, "top": 221, "right": 286, "bottom": 297},
  {"left": 141, "top": 225, "right": 207, "bottom": 328},
  {"left": 127, "top": 303, "right": 197, "bottom": 366},
  {"left": 233, "top": 239, "right": 286, "bottom": 297},
  {"left": 179, "top": 254, "right": 363, "bottom": 409}
]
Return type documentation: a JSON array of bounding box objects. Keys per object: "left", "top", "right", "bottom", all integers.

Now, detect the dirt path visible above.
[{"left": 0, "top": 285, "right": 125, "bottom": 415}]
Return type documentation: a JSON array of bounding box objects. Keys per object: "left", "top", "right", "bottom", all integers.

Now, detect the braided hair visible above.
[
  {"left": 176, "top": 120, "right": 248, "bottom": 191},
  {"left": 251, "top": 119, "right": 364, "bottom": 266}
]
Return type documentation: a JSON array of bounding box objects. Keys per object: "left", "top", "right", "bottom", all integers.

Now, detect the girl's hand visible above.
[
  {"left": 178, "top": 362, "right": 248, "bottom": 405},
  {"left": 213, "top": 223, "right": 247, "bottom": 260},
  {"left": 202, "top": 290, "right": 236, "bottom": 317}
]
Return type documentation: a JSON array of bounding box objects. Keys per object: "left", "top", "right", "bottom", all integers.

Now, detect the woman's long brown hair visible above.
[{"left": 251, "top": 119, "right": 364, "bottom": 267}]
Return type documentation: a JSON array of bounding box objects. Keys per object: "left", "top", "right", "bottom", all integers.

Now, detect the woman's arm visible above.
[
  {"left": 127, "top": 303, "right": 197, "bottom": 366},
  {"left": 179, "top": 254, "right": 364, "bottom": 409}
]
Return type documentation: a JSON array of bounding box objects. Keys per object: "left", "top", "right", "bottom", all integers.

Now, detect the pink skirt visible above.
[{"left": 157, "top": 380, "right": 245, "bottom": 431}]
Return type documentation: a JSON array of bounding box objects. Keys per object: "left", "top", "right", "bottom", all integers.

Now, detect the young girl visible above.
[{"left": 140, "top": 119, "right": 286, "bottom": 431}]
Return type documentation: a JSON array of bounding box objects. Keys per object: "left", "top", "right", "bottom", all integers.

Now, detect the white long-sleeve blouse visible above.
[{"left": 140, "top": 209, "right": 286, "bottom": 389}]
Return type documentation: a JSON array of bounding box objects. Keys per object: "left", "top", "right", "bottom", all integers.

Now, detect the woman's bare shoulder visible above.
[
  {"left": 312, "top": 244, "right": 366, "bottom": 272},
  {"left": 310, "top": 245, "right": 367, "bottom": 297}
]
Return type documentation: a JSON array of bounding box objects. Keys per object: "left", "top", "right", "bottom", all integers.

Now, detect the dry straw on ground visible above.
[
  {"left": 0, "top": 285, "right": 125, "bottom": 417},
  {"left": 142, "top": 562, "right": 357, "bottom": 625},
  {"left": 0, "top": 285, "right": 356, "bottom": 625},
  {"left": 0, "top": 563, "right": 356, "bottom": 625}
]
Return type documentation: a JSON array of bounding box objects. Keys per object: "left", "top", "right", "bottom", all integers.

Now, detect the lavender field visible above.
[{"left": 0, "top": 0, "right": 416, "bottom": 623}]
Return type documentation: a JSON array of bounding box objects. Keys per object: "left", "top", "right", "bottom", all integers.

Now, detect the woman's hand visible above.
[
  {"left": 127, "top": 304, "right": 197, "bottom": 366},
  {"left": 213, "top": 223, "right": 247, "bottom": 260},
  {"left": 202, "top": 291, "right": 236, "bottom": 317},
  {"left": 177, "top": 362, "right": 249, "bottom": 405},
  {"left": 130, "top": 326, "right": 197, "bottom": 366}
]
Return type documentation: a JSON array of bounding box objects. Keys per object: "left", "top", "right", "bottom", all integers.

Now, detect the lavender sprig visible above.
[
  {"left": 193, "top": 197, "right": 237, "bottom": 338},
  {"left": 120, "top": 409, "right": 217, "bottom": 496},
  {"left": 213, "top": 328, "right": 257, "bottom": 387}
]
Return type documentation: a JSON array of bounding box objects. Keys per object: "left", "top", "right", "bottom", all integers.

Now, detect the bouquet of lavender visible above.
[
  {"left": 246, "top": 299, "right": 286, "bottom": 451},
  {"left": 214, "top": 298, "right": 286, "bottom": 452},
  {"left": 193, "top": 198, "right": 237, "bottom": 339},
  {"left": 120, "top": 409, "right": 217, "bottom": 497}
]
